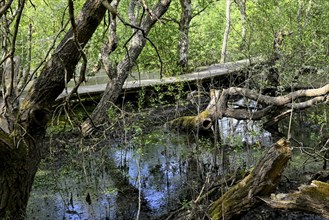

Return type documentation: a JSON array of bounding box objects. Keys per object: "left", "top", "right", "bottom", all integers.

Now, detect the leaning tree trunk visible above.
[
  {"left": 0, "top": 1, "right": 106, "bottom": 218},
  {"left": 177, "top": 0, "right": 192, "bottom": 71},
  {"left": 210, "top": 138, "right": 292, "bottom": 219},
  {"left": 81, "top": 0, "right": 172, "bottom": 136}
]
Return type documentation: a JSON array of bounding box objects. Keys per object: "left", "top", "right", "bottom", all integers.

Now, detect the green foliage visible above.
[
  {"left": 8, "top": 0, "right": 329, "bottom": 85},
  {"left": 138, "top": 18, "right": 180, "bottom": 76},
  {"left": 189, "top": 3, "right": 224, "bottom": 67},
  {"left": 246, "top": 0, "right": 329, "bottom": 86},
  {"left": 137, "top": 87, "right": 146, "bottom": 111},
  {"left": 16, "top": 1, "right": 83, "bottom": 73},
  {"left": 8, "top": 0, "right": 325, "bottom": 76}
]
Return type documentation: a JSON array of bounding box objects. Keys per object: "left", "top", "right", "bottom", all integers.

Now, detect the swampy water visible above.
[
  {"left": 26, "top": 110, "right": 326, "bottom": 219},
  {"left": 28, "top": 116, "right": 271, "bottom": 219}
]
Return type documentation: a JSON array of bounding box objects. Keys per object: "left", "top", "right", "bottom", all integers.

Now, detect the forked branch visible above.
[{"left": 166, "top": 84, "right": 329, "bottom": 131}]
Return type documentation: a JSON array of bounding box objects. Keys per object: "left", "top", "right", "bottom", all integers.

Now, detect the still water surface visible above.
[{"left": 27, "top": 118, "right": 273, "bottom": 219}]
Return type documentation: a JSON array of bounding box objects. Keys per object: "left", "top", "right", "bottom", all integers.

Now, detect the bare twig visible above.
[
  {"left": 191, "top": 0, "right": 215, "bottom": 19},
  {"left": 102, "top": 0, "right": 144, "bottom": 32},
  {"left": 102, "top": 0, "right": 163, "bottom": 78},
  {"left": 0, "top": 0, "right": 14, "bottom": 17},
  {"left": 6, "top": 0, "right": 25, "bottom": 102},
  {"left": 16, "top": 18, "right": 70, "bottom": 98}
]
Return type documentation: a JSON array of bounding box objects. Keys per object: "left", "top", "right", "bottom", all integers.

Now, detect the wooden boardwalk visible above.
[{"left": 58, "top": 59, "right": 252, "bottom": 101}]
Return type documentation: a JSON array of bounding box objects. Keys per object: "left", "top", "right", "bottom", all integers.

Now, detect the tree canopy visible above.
[{"left": 0, "top": 0, "right": 328, "bottom": 219}]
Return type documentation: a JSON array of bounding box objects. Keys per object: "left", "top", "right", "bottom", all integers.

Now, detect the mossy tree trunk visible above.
[
  {"left": 261, "top": 180, "right": 329, "bottom": 219},
  {"left": 210, "top": 138, "right": 292, "bottom": 220},
  {"left": 0, "top": 1, "right": 106, "bottom": 218},
  {"left": 167, "top": 85, "right": 329, "bottom": 132}
]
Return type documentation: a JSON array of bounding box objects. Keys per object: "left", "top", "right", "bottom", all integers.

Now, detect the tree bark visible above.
[
  {"left": 260, "top": 180, "right": 329, "bottom": 219},
  {"left": 100, "top": 0, "right": 119, "bottom": 76},
  {"left": 268, "top": 30, "right": 292, "bottom": 88},
  {"left": 0, "top": 135, "right": 40, "bottom": 219},
  {"left": 1, "top": 57, "right": 20, "bottom": 133},
  {"left": 81, "top": 0, "right": 172, "bottom": 136},
  {"left": 210, "top": 138, "right": 292, "bottom": 220},
  {"left": 18, "top": 23, "right": 33, "bottom": 92},
  {"left": 0, "top": 1, "right": 106, "bottom": 218},
  {"left": 177, "top": 0, "right": 192, "bottom": 71},
  {"left": 166, "top": 84, "right": 329, "bottom": 132}
]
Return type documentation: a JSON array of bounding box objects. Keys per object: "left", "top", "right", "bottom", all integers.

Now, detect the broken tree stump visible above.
[
  {"left": 164, "top": 90, "right": 220, "bottom": 131},
  {"left": 210, "top": 138, "right": 292, "bottom": 220},
  {"left": 164, "top": 109, "right": 212, "bottom": 131}
]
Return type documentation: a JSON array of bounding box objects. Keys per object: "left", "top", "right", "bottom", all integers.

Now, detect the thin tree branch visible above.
[
  {"left": 15, "top": 22, "right": 70, "bottom": 100},
  {"left": 161, "top": 17, "right": 180, "bottom": 25},
  {"left": 191, "top": 0, "right": 216, "bottom": 19},
  {"left": 0, "top": 0, "right": 14, "bottom": 17},
  {"left": 8, "top": 0, "right": 25, "bottom": 97},
  {"left": 66, "top": 0, "right": 88, "bottom": 100},
  {"left": 220, "top": 84, "right": 329, "bottom": 107},
  {"left": 103, "top": 0, "right": 164, "bottom": 78},
  {"left": 102, "top": 0, "right": 145, "bottom": 32},
  {"left": 286, "top": 95, "right": 328, "bottom": 109}
]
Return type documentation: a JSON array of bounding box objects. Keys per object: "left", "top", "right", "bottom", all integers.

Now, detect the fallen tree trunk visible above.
[
  {"left": 166, "top": 84, "right": 329, "bottom": 131},
  {"left": 260, "top": 180, "right": 329, "bottom": 219},
  {"left": 210, "top": 138, "right": 292, "bottom": 220},
  {"left": 164, "top": 109, "right": 212, "bottom": 131}
]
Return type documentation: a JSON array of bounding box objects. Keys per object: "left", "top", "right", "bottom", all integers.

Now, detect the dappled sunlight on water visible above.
[
  {"left": 27, "top": 117, "right": 272, "bottom": 219},
  {"left": 219, "top": 117, "right": 272, "bottom": 147}
]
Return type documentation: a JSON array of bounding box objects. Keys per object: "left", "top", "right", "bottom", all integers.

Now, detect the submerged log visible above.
[
  {"left": 210, "top": 138, "right": 292, "bottom": 220},
  {"left": 260, "top": 180, "right": 329, "bottom": 218}
]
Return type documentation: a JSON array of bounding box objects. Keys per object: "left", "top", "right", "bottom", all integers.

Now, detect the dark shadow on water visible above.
[
  {"left": 27, "top": 106, "right": 328, "bottom": 219},
  {"left": 27, "top": 116, "right": 272, "bottom": 219}
]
